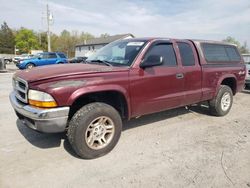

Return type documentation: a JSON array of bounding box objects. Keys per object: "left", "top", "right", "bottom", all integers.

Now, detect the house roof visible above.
[{"left": 76, "top": 33, "right": 134, "bottom": 47}]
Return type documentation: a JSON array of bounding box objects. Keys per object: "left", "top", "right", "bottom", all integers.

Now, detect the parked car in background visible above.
[
  {"left": 16, "top": 52, "right": 68, "bottom": 69},
  {"left": 69, "top": 56, "right": 87, "bottom": 63},
  {"left": 243, "top": 54, "right": 250, "bottom": 88},
  {"left": 13, "top": 54, "right": 34, "bottom": 64}
]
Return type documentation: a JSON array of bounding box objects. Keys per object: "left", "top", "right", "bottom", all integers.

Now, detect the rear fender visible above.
[{"left": 215, "top": 74, "right": 236, "bottom": 95}]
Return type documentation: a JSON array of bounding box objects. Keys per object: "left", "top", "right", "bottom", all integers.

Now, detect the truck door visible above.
[
  {"left": 176, "top": 40, "right": 202, "bottom": 105},
  {"left": 129, "top": 41, "right": 185, "bottom": 117}
]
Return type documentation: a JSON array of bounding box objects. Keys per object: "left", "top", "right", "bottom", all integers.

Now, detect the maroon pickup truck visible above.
[{"left": 10, "top": 38, "right": 246, "bottom": 159}]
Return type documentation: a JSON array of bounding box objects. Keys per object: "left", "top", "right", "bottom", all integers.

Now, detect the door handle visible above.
[{"left": 176, "top": 73, "right": 184, "bottom": 79}]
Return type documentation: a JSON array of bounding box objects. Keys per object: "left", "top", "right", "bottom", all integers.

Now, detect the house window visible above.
[
  {"left": 88, "top": 46, "right": 91, "bottom": 51},
  {"left": 92, "top": 46, "right": 95, "bottom": 50}
]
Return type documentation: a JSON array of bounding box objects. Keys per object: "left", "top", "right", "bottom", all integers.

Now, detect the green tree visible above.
[
  {"left": 100, "top": 33, "right": 110, "bottom": 38},
  {"left": 0, "top": 22, "right": 15, "bottom": 54},
  {"left": 240, "top": 42, "right": 249, "bottom": 54},
  {"left": 15, "top": 28, "right": 40, "bottom": 54},
  {"left": 223, "top": 36, "right": 249, "bottom": 54},
  {"left": 38, "top": 31, "right": 48, "bottom": 52},
  {"left": 51, "top": 30, "right": 94, "bottom": 58}
]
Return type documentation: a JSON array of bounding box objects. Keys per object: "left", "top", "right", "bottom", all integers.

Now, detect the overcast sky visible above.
[{"left": 1, "top": 0, "right": 250, "bottom": 44}]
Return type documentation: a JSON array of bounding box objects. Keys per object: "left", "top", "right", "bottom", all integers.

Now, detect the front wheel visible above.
[
  {"left": 67, "top": 102, "right": 122, "bottom": 159},
  {"left": 209, "top": 85, "right": 233, "bottom": 116},
  {"left": 26, "top": 63, "right": 35, "bottom": 69}
]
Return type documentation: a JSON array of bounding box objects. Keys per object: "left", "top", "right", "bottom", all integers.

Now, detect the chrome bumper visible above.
[{"left": 9, "top": 91, "right": 70, "bottom": 133}]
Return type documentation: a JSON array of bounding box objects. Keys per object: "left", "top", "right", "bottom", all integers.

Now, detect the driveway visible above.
[{"left": 0, "top": 73, "right": 250, "bottom": 188}]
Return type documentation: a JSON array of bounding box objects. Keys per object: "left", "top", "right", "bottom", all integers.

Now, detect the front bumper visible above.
[{"left": 9, "top": 91, "right": 70, "bottom": 133}]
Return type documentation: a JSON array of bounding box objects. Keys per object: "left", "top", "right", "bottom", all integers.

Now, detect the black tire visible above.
[
  {"left": 245, "top": 84, "right": 250, "bottom": 89},
  {"left": 67, "top": 102, "right": 122, "bottom": 159},
  {"left": 4, "top": 60, "right": 10, "bottom": 64},
  {"left": 25, "top": 63, "right": 35, "bottom": 69},
  {"left": 209, "top": 85, "right": 233, "bottom": 116}
]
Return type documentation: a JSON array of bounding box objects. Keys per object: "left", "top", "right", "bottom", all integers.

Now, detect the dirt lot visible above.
[{"left": 0, "top": 72, "right": 250, "bottom": 188}]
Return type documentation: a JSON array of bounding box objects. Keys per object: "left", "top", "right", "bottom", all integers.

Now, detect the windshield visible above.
[{"left": 87, "top": 40, "right": 147, "bottom": 66}]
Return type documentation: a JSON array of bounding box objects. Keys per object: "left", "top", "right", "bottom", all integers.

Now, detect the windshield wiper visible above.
[{"left": 89, "top": 60, "right": 112, "bottom": 66}]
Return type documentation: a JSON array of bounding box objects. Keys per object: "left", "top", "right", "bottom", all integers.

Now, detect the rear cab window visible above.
[{"left": 201, "top": 43, "right": 241, "bottom": 63}]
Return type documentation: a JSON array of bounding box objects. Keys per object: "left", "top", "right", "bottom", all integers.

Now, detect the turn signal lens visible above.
[{"left": 28, "top": 99, "right": 57, "bottom": 108}]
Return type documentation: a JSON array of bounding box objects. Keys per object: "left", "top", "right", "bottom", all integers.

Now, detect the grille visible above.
[{"left": 13, "top": 77, "right": 28, "bottom": 103}]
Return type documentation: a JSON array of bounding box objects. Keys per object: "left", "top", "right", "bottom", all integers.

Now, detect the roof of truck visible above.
[{"left": 120, "top": 37, "right": 237, "bottom": 46}]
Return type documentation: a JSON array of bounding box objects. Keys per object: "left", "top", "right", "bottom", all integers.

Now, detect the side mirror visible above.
[
  {"left": 38, "top": 57, "right": 41, "bottom": 60},
  {"left": 140, "top": 55, "right": 163, "bottom": 68}
]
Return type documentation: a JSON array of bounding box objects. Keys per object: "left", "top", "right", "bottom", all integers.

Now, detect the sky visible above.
[{"left": 0, "top": 0, "right": 250, "bottom": 45}]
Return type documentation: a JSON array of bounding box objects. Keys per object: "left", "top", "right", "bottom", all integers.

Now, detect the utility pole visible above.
[{"left": 46, "top": 4, "right": 53, "bottom": 52}]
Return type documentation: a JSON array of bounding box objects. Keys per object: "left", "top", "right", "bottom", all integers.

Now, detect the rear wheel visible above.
[
  {"left": 67, "top": 102, "right": 122, "bottom": 159},
  {"left": 209, "top": 85, "right": 233, "bottom": 116}
]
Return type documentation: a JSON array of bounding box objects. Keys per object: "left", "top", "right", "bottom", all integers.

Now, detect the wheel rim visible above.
[
  {"left": 221, "top": 92, "right": 231, "bottom": 111},
  {"left": 85, "top": 116, "right": 115, "bottom": 150},
  {"left": 27, "top": 64, "right": 33, "bottom": 69}
]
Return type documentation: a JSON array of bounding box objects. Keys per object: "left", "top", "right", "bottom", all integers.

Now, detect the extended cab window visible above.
[
  {"left": 177, "top": 42, "right": 195, "bottom": 66},
  {"left": 145, "top": 43, "right": 177, "bottom": 66},
  {"left": 202, "top": 43, "right": 241, "bottom": 62}
]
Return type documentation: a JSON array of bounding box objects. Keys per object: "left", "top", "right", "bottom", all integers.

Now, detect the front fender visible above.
[
  {"left": 67, "top": 84, "right": 131, "bottom": 118},
  {"left": 18, "top": 62, "right": 29, "bottom": 69}
]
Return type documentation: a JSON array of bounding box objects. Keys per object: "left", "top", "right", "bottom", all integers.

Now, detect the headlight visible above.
[{"left": 28, "top": 89, "right": 57, "bottom": 108}]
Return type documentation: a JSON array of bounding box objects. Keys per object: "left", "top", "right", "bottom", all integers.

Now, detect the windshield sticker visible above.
[{"left": 127, "top": 42, "right": 145, "bottom": 46}]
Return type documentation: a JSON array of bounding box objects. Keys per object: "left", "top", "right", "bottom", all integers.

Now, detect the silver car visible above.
[{"left": 243, "top": 54, "right": 250, "bottom": 87}]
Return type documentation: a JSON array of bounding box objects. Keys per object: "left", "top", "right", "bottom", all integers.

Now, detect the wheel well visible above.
[
  {"left": 221, "top": 77, "right": 236, "bottom": 95},
  {"left": 26, "top": 62, "right": 35, "bottom": 67},
  {"left": 69, "top": 91, "right": 128, "bottom": 120}
]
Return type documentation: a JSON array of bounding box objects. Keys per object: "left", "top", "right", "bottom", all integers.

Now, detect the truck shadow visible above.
[
  {"left": 16, "top": 119, "right": 80, "bottom": 158},
  {"left": 16, "top": 103, "right": 211, "bottom": 158},
  {"left": 123, "top": 103, "right": 210, "bottom": 131}
]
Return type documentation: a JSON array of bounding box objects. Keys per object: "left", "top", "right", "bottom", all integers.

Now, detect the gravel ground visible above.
[{"left": 0, "top": 72, "right": 250, "bottom": 188}]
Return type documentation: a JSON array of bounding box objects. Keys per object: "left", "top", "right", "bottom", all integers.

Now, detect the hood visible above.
[{"left": 15, "top": 63, "right": 128, "bottom": 83}]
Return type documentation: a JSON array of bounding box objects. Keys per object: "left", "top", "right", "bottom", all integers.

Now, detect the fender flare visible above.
[
  {"left": 215, "top": 73, "right": 237, "bottom": 95},
  {"left": 67, "top": 84, "right": 131, "bottom": 119}
]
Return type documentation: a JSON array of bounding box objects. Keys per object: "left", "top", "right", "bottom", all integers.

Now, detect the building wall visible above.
[
  {"left": 75, "top": 44, "right": 106, "bottom": 57},
  {"left": 75, "top": 35, "right": 134, "bottom": 57}
]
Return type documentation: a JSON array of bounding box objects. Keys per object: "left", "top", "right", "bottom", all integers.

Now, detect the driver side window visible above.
[
  {"left": 144, "top": 43, "right": 177, "bottom": 66},
  {"left": 41, "top": 54, "right": 48, "bottom": 59}
]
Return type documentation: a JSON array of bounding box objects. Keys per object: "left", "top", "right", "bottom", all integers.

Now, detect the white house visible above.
[{"left": 75, "top": 33, "right": 134, "bottom": 57}]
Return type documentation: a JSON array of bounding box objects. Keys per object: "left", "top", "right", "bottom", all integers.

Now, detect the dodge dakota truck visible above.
[{"left": 9, "top": 38, "right": 246, "bottom": 159}]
